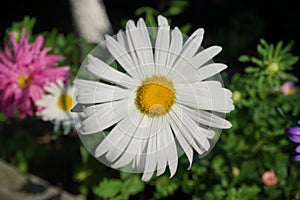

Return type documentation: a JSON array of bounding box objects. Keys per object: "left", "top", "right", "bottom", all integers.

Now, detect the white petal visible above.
[
  {"left": 105, "top": 110, "right": 144, "bottom": 163},
  {"left": 137, "top": 18, "right": 155, "bottom": 75},
  {"left": 133, "top": 118, "right": 152, "bottom": 172},
  {"left": 169, "top": 106, "right": 206, "bottom": 154},
  {"left": 183, "top": 106, "right": 232, "bottom": 129},
  {"left": 176, "top": 88, "right": 234, "bottom": 113},
  {"left": 197, "top": 63, "right": 228, "bottom": 81},
  {"left": 163, "top": 118, "right": 178, "bottom": 177},
  {"left": 105, "top": 35, "right": 139, "bottom": 78},
  {"left": 195, "top": 80, "right": 222, "bottom": 88},
  {"left": 94, "top": 110, "right": 140, "bottom": 158},
  {"left": 158, "top": 15, "right": 168, "bottom": 26},
  {"left": 117, "top": 30, "right": 127, "bottom": 50},
  {"left": 125, "top": 21, "right": 140, "bottom": 70},
  {"left": 176, "top": 106, "right": 212, "bottom": 151},
  {"left": 44, "top": 83, "right": 60, "bottom": 94},
  {"left": 175, "top": 81, "right": 232, "bottom": 98},
  {"left": 155, "top": 17, "right": 170, "bottom": 75},
  {"left": 166, "top": 29, "right": 205, "bottom": 81},
  {"left": 156, "top": 118, "right": 167, "bottom": 176},
  {"left": 180, "top": 28, "right": 204, "bottom": 59},
  {"left": 165, "top": 27, "right": 182, "bottom": 73},
  {"left": 167, "top": 112, "right": 194, "bottom": 169},
  {"left": 168, "top": 59, "right": 203, "bottom": 83},
  {"left": 191, "top": 46, "right": 222, "bottom": 69},
  {"left": 141, "top": 118, "right": 159, "bottom": 181},
  {"left": 80, "top": 100, "right": 127, "bottom": 134},
  {"left": 74, "top": 79, "right": 122, "bottom": 93},
  {"left": 126, "top": 20, "right": 155, "bottom": 78},
  {"left": 85, "top": 54, "right": 137, "bottom": 89},
  {"left": 75, "top": 81, "right": 131, "bottom": 104}
]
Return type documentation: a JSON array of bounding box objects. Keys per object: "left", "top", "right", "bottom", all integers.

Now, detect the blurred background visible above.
[{"left": 1, "top": 0, "right": 300, "bottom": 74}]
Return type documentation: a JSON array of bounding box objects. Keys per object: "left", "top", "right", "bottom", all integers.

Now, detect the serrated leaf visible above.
[
  {"left": 154, "top": 176, "right": 179, "bottom": 198},
  {"left": 123, "top": 175, "right": 145, "bottom": 195},
  {"left": 93, "top": 179, "right": 123, "bottom": 199}
]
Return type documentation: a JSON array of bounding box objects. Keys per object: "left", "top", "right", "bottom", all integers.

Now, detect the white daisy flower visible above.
[
  {"left": 74, "top": 15, "right": 234, "bottom": 181},
  {"left": 36, "top": 80, "right": 78, "bottom": 135}
]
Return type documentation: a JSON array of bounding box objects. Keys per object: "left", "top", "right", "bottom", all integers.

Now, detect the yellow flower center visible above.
[
  {"left": 18, "top": 74, "right": 31, "bottom": 88},
  {"left": 135, "top": 75, "right": 176, "bottom": 117},
  {"left": 286, "top": 87, "right": 295, "bottom": 95},
  {"left": 57, "top": 94, "right": 73, "bottom": 111}
]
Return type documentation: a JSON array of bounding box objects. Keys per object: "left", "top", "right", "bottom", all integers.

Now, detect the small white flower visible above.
[
  {"left": 74, "top": 15, "right": 234, "bottom": 181},
  {"left": 36, "top": 80, "right": 78, "bottom": 135}
]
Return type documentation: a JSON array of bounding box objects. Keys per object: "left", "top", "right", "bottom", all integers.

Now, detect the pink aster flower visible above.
[
  {"left": 262, "top": 169, "right": 277, "bottom": 186},
  {"left": 280, "top": 80, "right": 299, "bottom": 95},
  {"left": 0, "top": 28, "right": 69, "bottom": 119}
]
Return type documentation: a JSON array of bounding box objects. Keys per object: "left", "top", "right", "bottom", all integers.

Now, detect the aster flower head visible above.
[
  {"left": 36, "top": 80, "right": 79, "bottom": 135},
  {"left": 73, "top": 15, "right": 234, "bottom": 181},
  {"left": 280, "top": 80, "right": 299, "bottom": 95},
  {"left": 0, "top": 28, "right": 69, "bottom": 118},
  {"left": 286, "top": 120, "right": 300, "bottom": 162}
]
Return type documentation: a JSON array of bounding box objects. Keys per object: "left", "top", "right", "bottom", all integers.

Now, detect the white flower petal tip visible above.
[
  {"left": 194, "top": 28, "right": 205, "bottom": 36},
  {"left": 191, "top": 46, "right": 223, "bottom": 69},
  {"left": 158, "top": 15, "right": 168, "bottom": 26},
  {"left": 74, "top": 15, "right": 234, "bottom": 182},
  {"left": 126, "top": 20, "right": 135, "bottom": 29},
  {"left": 137, "top": 18, "right": 146, "bottom": 27}
]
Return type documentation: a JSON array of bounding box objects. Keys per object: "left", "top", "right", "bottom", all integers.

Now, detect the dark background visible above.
[{"left": 0, "top": 0, "right": 299, "bottom": 75}]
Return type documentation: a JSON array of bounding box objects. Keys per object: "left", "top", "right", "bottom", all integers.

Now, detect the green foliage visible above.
[
  {"left": 134, "top": 0, "right": 191, "bottom": 34},
  {"left": 239, "top": 39, "right": 299, "bottom": 78},
  {"left": 152, "top": 175, "right": 179, "bottom": 198},
  {"left": 5, "top": 16, "right": 36, "bottom": 41},
  {"left": 43, "top": 29, "right": 95, "bottom": 76},
  {"left": 93, "top": 173, "right": 145, "bottom": 200}
]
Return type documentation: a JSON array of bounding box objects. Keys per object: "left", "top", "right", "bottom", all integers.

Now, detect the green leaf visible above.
[
  {"left": 122, "top": 175, "right": 145, "bottom": 196},
  {"left": 80, "top": 145, "right": 89, "bottom": 164},
  {"left": 164, "top": 0, "right": 189, "bottom": 16},
  {"left": 5, "top": 16, "right": 36, "bottom": 41},
  {"left": 274, "top": 40, "right": 283, "bottom": 58},
  {"left": 16, "top": 151, "right": 28, "bottom": 172},
  {"left": 238, "top": 55, "right": 250, "bottom": 62},
  {"left": 244, "top": 66, "right": 258, "bottom": 73},
  {"left": 93, "top": 179, "right": 123, "bottom": 199},
  {"left": 250, "top": 56, "right": 263, "bottom": 67},
  {"left": 180, "top": 23, "right": 192, "bottom": 34},
  {"left": 257, "top": 44, "right": 266, "bottom": 58},
  {"left": 154, "top": 176, "right": 179, "bottom": 198}
]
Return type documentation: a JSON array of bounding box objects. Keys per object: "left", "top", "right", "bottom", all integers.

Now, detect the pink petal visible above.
[
  {"left": 4, "top": 42, "right": 13, "bottom": 59},
  {"left": 32, "top": 35, "right": 44, "bottom": 53},
  {"left": 0, "top": 51, "right": 13, "bottom": 67},
  {"left": 9, "top": 32, "right": 19, "bottom": 54},
  {"left": 40, "top": 66, "right": 70, "bottom": 82}
]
